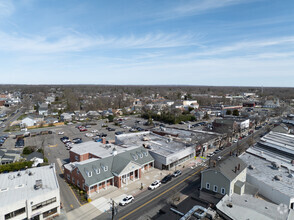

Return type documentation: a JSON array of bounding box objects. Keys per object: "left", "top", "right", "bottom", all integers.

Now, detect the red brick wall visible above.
[
  {"left": 114, "top": 176, "right": 121, "bottom": 188},
  {"left": 64, "top": 167, "right": 85, "bottom": 191},
  {"left": 70, "top": 151, "right": 99, "bottom": 162}
]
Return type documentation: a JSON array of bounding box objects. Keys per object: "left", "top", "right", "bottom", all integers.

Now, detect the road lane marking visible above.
[
  {"left": 49, "top": 144, "right": 57, "bottom": 147},
  {"left": 119, "top": 167, "right": 205, "bottom": 220}
]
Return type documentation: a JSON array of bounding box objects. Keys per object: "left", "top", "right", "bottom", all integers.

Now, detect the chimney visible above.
[
  {"left": 102, "top": 138, "right": 106, "bottom": 144},
  {"left": 234, "top": 166, "right": 237, "bottom": 173},
  {"left": 238, "top": 163, "right": 240, "bottom": 170}
]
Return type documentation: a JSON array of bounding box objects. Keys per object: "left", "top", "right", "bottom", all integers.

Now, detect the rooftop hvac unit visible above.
[
  {"left": 34, "top": 179, "right": 42, "bottom": 190},
  {"left": 271, "top": 162, "right": 280, "bottom": 170}
]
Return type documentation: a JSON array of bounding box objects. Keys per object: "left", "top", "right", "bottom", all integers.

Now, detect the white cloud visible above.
[
  {"left": 0, "top": 0, "right": 14, "bottom": 17},
  {"left": 0, "top": 31, "right": 201, "bottom": 54}
]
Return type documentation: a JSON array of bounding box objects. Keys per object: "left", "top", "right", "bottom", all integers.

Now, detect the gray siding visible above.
[{"left": 201, "top": 170, "right": 230, "bottom": 195}]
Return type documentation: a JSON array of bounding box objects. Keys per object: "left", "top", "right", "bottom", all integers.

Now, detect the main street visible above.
[{"left": 96, "top": 123, "right": 272, "bottom": 220}]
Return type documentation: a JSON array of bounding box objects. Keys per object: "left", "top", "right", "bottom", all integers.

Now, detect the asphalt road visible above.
[
  {"left": 96, "top": 165, "right": 205, "bottom": 220},
  {"left": 0, "top": 108, "right": 23, "bottom": 134}
]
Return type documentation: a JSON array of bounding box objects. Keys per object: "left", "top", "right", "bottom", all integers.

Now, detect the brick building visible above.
[{"left": 64, "top": 146, "right": 154, "bottom": 198}]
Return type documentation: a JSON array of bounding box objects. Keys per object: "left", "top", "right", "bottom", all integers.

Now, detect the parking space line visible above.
[{"left": 49, "top": 144, "right": 57, "bottom": 147}]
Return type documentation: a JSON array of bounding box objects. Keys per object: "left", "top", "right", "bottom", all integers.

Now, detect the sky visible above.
[{"left": 0, "top": 0, "right": 294, "bottom": 86}]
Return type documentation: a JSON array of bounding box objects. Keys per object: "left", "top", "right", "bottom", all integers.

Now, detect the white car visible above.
[
  {"left": 85, "top": 133, "right": 94, "bottom": 137},
  {"left": 217, "top": 156, "right": 222, "bottom": 161},
  {"left": 233, "top": 139, "right": 238, "bottom": 143},
  {"left": 119, "top": 195, "right": 134, "bottom": 206},
  {"left": 58, "top": 131, "right": 64, "bottom": 135},
  {"left": 91, "top": 129, "right": 98, "bottom": 133},
  {"left": 148, "top": 180, "right": 161, "bottom": 190}
]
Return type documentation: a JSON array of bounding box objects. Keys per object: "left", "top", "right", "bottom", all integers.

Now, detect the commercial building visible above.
[
  {"left": 64, "top": 146, "right": 154, "bottom": 198},
  {"left": 116, "top": 131, "right": 195, "bottom": 170},
  {"left": 217, "top": 193, "right": 292, "bottom": 220},
  {"left": 200, "top": 157, "right": 247, "bottom": 196},
  {"left": 0, "top": 165, "right": 60, "bottom": 220}
]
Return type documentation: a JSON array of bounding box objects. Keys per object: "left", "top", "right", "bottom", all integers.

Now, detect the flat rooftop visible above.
[
  {"left": 0, "top": 165, "right": 59, "bottom": 208},
  {"left": 70, "top": 141, "right": 139, "bottom": 158},
  {"left": 258, "top": 132, "right": 294, "bottom": 157},
  {"left": 217, "top": 194, "right": 289, "bottom": 220},
  {"left": 240, "top": 153, "right": 294, "bottom": 198},
  {"left": 116, "top": 131, "right": 191, "bottom": 157},
  {"left": 152, "top": 127, "right": 220, "bottom": 144}
]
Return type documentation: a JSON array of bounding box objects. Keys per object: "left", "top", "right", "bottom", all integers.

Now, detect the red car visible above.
[{"left": 79, "top": 127, "right": 87, "bottom": 132}]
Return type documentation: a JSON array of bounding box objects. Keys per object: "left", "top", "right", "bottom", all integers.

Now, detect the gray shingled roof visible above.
[
  {"left": 74, "top": 147, "right": 154, "bottom": 187},
  {"left": 211, "top": 157, "right": 247, "bottom": 181},
  {"left": 0, "top": 150, "right": 4, "bottom": 157},
  {"left": 26, "top": 152, "right": 44, "bottom": 161}
]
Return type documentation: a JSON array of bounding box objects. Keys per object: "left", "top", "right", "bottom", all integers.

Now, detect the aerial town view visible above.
[{"left": 0, "top": 1, "right": 294, "bottom": 220}]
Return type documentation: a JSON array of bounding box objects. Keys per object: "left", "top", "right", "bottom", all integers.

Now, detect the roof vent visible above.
[
  {"left": 248, "top": 165, "right": 255, "bottom": 170},
  {"left": 271, "top": 162, "right": 280, "bottom": 170},
  {"left": 28, "top": 171, "right": 33, "bottom": 176},
  {"left": 274, "top": 175, "right": 282, "bottom": 181},
  {"left": 112, "top": 148, "right": 118, "bottom": 156},
  {"left": 34, "top": 179, "right": 42, "bottom": 190},
  {"left": 17, "top": 172, "right": 21, "bottom": 177},
  {"left": 288, "top": 173, "right": 293, "bottom": 178},
  {"left": 50, "top": 163, "right": 54, "bottom": 168}
]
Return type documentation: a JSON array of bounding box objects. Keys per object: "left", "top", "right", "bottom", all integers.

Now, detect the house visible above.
[
  {"left": 26, "top": 152, "right": 44, "bottom": 167},
  {"left": 183, "top": 100, "right": 199, "bottom": 109},
  {"left": 21, "top": 115, "right": 44, "bottom": 127},
  {"left": 45, "top": 117, "right": 59, "bottom": 125},
  {"left": 45, "top": 96, "right": 55, "bottom": 105},
  {"left": 0, "top": 149, "right": 21, "bottom": 165},
  {"left": 200, "top": 157, "right": 247, "bottom": 196},
  {"left": 64, "top": 146, "right": 154, "bottom": 198},
  {"left": 60, "top": 113, "right": 73, "bottom": 122},
  {"left": 38, "top": 103, "right": 49, "bottom": 116},
  {"left": 0, "top": 165, "right": 60, "bottom": 220},
  {"left": 87, "top": 111, "right": 100, "bottom": 118}
]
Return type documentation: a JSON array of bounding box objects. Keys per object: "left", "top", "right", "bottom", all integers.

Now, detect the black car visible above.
[
  {"left": 115, "top": 131, "right": 124, "bottom": 135},
  {"left": 137, "top": 127, "right": 144, "bottom": 131},
  {"left": 100, "top": 133, "right": 107, "bottom": 137},
  {"left": 161, "top": 174, "right": 172, "bottom": 184},
  {"left": 15, "top": 138, "right": 25, "bottom": 148},
  {"left": 73, "top": 138, "right": 83, "bottom": 144}
]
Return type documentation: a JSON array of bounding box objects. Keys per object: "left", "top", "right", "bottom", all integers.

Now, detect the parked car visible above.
[
  {"left": 15, "top": 138, "right": 24, "bottom": 148},
  {"left": 161, "top": 174, "right": 172, "bottom": 184},
  {"left": 115, "top": 131, "right": 124, "bottom": 135},
  {"left": 173, "top": 170, "right": 182, "bottom": 177},
  {"left": 148, "top": 180, "right": 161, "bottom": 190},
  {"left": 217, "top": 156, "right": 222, "bottom": 161},
  {"left": 233, "top": 139, "right": 238, "bottom": 143},
  {"left": 100, "top": 133, "right": 107, "bottom": 137},
  {"left": 108, "top": 127, "right": 115, "bottom": 131},
  {"left": 91, "top": 129, "right": 98, "bottom": 133},
  {"left": 214, "top": 149, "right": 221, "bottom": 154},
  {"left": 73, "top": 138, "right": 83, "bottom": 144},
  {"left": 119, "top": 195, "right": 134, "bottom": 206},
  {"left": 137, "top": 127, "right": 144, "bottom": 131},
  {"left": 85, "top": 133, "right": 94, "bottom": 137},
  {"left": 58, "top": 131, "right": 64, "bottom": 135},
  {"left": 207, "top": 152, "right": 215, "bottom": 158},
  {"left": 79, "top": 127, "right": 87, "bottom": 132}
]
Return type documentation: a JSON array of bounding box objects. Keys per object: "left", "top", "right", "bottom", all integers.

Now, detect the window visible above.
[
  {"left": 213, "top": 185, "right": 218, "bottom": 192},
  {"left": 77, "top": 169, "right": 79, "bottom": 175},
  {"left": 67, "top": 174, "right": 70, "bottom": 180},
  {"left": 75, "top": 155, "right": 78, "bottom": 161},
  {"left": 77, "top": 180, "right": 80, "bottom": 187},
  {"left": 139, "top": 153, "right": 143, "bottom": 158},
  {"left": 5, "top": 207, "right": 25, "bottom": 219},
  {"left": 72, "top": 177, "right": 75, "bottom": 184},
  {"left": 96, "top": 168, "right": 100, "bottom": 174},
  {"left": 32, "top": 198, "right": 56, "bottom": 211},
  {"left": 143, "top": 151, "right": 148, "bottom": 156},
  {"left": 206, "top": 182, "right": 210, "bottom": 190},
  {"left": 83, "top": 184, "right": 85, "bottom": 190},
  {"left": 131, "top": 153, "right": 138, "bottom": 160},
  {"left": 221, "top": 188, "right": 226, "bottom": 195},
  {"left": 104, "top": 166, "right": 108, "bottom": 171},
  {"left": 43, "top": 207, "right": 57, "bottom": 218}
]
